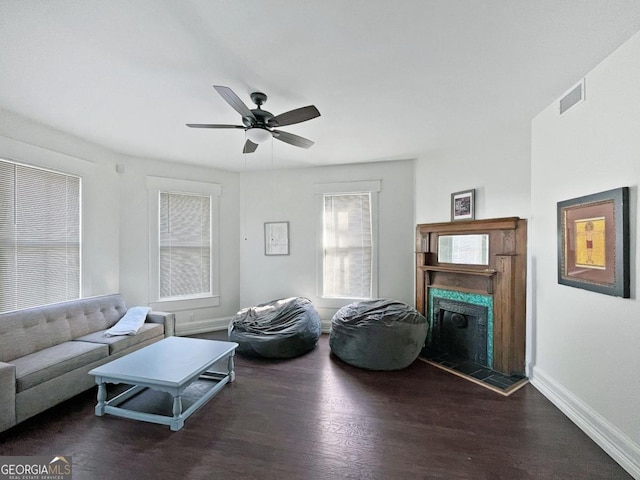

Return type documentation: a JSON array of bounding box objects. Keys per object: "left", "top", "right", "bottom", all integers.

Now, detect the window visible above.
[
  {"left": 160, "top": 192, "right": 211, "bottom": 299},
  {"left": 0, "top": 159, "right": 81, "bottom": 312},
  {"left": 316, "top": 180, "right": 380, "bottom": 303},
  {"left": 323, "top": 193, "right": 372, "bottom": 298},
  {"left": 147, "top": 177, "right": 220, "bottom": 309}
]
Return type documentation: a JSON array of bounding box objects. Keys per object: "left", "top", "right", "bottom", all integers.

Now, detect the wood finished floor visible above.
[{"left": 0, "top": 332, "right": 631, "bottom": 480}]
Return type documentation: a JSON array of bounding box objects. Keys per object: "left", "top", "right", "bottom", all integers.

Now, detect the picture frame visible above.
[
  {"left": 264, "top": 221, "right": 289, "bottom": 256},
  {"left": 451, "top": 189, "right": 475, "bottom": 221},
  {"left": 557, "top": 187, "right": 629, "bottom": 297}
]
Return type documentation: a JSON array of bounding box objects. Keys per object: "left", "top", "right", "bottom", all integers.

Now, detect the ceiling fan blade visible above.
[
  {"left": 272, "top": 130, "right": 314, "bottom": 149},
  {"left": 243, "top": 139, "right": 258, "bottom": 154},
  {"left": 213, "top": 85, "right": 256, "bottom": 121},
  {"left": 186, "top": 124, "right": 245, "bottom": 129},
  {"left": 268, "top": 105, "right": 320, "bottom": 127}
]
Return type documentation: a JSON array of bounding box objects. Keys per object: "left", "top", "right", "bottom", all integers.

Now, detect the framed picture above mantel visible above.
[
  {"left": 451, "top": 189, "right": 475, "bottom": 221},
  {"left": 557, "top": 187, "right": 629, "bottom": 298}
]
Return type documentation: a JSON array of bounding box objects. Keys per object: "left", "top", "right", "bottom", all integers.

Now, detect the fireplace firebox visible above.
[{"left": 427, "top": 298, "right": 488, "bottom": 366}]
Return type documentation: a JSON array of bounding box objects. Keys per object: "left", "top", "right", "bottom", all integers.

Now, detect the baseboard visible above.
[
  {"left": 175, "top": 317, "right": 232, "bottom": 336},
  {"left": 531, "top": 366, "right": 640, "bottom": 479}
]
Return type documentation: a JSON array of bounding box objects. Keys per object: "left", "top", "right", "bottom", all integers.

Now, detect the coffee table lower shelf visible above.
[{"left": 95, "top": 370, "right": 231, "bottom": 431}]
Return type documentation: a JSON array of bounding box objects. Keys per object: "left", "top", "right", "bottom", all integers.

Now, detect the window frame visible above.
[
  {"left": 146, "top": 176, "right": 221, "bottom": 311},
  {"left": 315, "top": 180, "right": 380, "bottom": 309}
]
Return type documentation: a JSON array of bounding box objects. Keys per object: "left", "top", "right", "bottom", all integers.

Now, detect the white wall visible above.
[
  {"left": 239, "top": 159, "right": 416, "bottom": 326},
  {"left": 0, "top": 110, "right": 122, "bottom": 297},
  {"left": 414, "top": 124, "right": 531, "bottom": 223},
  {"left": 0, "top": 110, "right": 415, "bottom": 334},
  {"left": 531, "top": 31, "right": 640, "bottom": 477},
  {"left": 0, "top": 110, "right": 242, "bottom": 334},
  {"left": 117, "top": 156, "right": 241, "bottom": 334}
]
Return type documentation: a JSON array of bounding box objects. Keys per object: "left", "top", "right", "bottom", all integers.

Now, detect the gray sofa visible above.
[{"left": 0, "top": 293, "right": 175, "bottom": 433}]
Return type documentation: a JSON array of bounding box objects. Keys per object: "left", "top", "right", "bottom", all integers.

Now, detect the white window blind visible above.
[
  {"left": 0, "top": 160, "right": 81, "bottom": 313},
  {"left": 159, "top": 192, "right": 211, "bottom": 299},
  {"left": 323, "top": 193, "right": 372, "bottom": 298}
]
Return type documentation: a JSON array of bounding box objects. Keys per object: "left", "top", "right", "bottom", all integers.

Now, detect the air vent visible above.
[{"left": 559, "top": 79, "right": 585, "bottom": 115}]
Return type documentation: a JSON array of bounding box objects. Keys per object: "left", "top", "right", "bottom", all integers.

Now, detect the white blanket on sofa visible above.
[{"left": 105, "top": 306, "right": 151, "bottom": 336}]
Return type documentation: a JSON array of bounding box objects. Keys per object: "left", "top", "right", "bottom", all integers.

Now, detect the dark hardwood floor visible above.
[{"left": 0, "top": 332, "right": 630, "bottom": 480}]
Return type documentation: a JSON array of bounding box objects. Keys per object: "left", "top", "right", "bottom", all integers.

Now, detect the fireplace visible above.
[
  {"left": 430, "top": 298, "right": 488, "bottom": 365},
  {"left": 423, "top": 289, "right": 493, "bottom": 368},
  {"left": 415, "top": 217, "right": 527, "bottom": 377}
]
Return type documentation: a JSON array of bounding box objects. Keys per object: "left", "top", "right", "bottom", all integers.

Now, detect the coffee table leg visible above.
[
  {"left": 95, "top": 381, "right": 106, "bottom": 416},
  {"left": 172, "top": 395, "right": 182, "bottom": 417},
  {"left": 228, "top": 351, "right": 236, "bottom": 382},
  {"left": 171, "top": 395, "right": 184, "bottom": 431}
]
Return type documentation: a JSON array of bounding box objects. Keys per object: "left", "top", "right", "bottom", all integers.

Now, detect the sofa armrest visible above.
[
  {"left": 146, "top": 311, "right": 175, "bottom": 337},
  {"left": 0, "top": 362, "right": 16, "bottom": 433}
]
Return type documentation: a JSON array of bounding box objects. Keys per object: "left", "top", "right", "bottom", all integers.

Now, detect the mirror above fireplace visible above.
[{"left": 437, "top": 234, "right": 489, "bottom": 265}]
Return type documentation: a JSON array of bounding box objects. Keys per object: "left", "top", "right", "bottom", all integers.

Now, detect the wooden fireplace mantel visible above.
[
  {"left": 418, "top": 265, "right": 498, "bottom": 293},
  {"left": 416, "top": 217, "right": 527, "bottom": 375}
]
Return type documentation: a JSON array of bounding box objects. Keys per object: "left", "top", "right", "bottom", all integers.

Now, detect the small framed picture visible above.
[
  {"left": 264, "top": 221, "right": 289, "bottom": 255},
  {"left": 451, "top": 189, "right": 475, "bottom": 221}
]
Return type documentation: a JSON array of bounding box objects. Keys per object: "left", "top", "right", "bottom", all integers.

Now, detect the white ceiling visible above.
[{"left": 1, "top": 1, "right": 640, "bottom": 172}]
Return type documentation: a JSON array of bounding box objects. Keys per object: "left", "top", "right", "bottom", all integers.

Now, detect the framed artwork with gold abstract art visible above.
[{"left": 557, "top": 187, "right": 629, "bottom": 297}]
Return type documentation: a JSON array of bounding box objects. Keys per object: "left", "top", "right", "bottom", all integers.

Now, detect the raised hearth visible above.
[{"left": 419, "top": 287, "right": 526, "bottom": 395}]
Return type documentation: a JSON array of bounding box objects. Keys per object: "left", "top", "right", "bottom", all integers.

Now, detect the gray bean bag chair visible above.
[
  {"left": 228, "top": 297, "right": 321, "bottom": 358},
  {"left": 329, "top": 299, "right": 429, "bottom": 370}
]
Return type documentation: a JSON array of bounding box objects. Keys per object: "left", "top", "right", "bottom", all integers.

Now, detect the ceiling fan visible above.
[{"left": 186, "top": 85, "right": 320, "bottom": 154}]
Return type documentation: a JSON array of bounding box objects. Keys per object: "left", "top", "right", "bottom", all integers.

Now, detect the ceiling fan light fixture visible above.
[{"left": 246, "top": 127, "right": 271, "bottom": 144}]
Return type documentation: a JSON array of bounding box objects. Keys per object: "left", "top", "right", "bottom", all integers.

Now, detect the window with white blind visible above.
[
  {"left": 323, "top": 193, "right": 373, "bottom": 298},
  {"left": 316, "top": 180, "right": 380, "bottom": 304},
  {"left": 146, "top": 176, "right": 221, "bottom": 309},
  {"left": 159, "top": 192, "right": 211, "bottom": 299},
  {"left": 0, "top": 159, "right": 81, "bottom": 313}
]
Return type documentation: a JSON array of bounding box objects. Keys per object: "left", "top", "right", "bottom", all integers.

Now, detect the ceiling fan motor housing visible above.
[{"left": 243, "top": 106, "right": 274, "bottom": 128}]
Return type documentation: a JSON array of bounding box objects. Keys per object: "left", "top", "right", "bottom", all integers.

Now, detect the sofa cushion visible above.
[
  {"left": 74, "top": 323, "right": 164, "bottom": 355},
  {"left": 64, "top": 294, "right": 128, "bottom": 337},
  {"left": 13, "top": 341, "right": 108, "bottom": 393},
  {"left": 0, "top": 294, "right": 127, "bottom": 362},
  {"left": 0, "top": 311, "right": 74, "bottom": 363}
]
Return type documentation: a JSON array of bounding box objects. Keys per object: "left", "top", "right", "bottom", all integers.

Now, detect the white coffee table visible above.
[{"left": 89, "top": 336, "right": 238, "bottom": 431}]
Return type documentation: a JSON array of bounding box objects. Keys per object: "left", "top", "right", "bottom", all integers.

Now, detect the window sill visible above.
[
  {"left": 149, "top": 295, "right": 220, "bottom": 312},
  {"left": 316, "top": 296, "right": 372, "bottom": 309}
]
